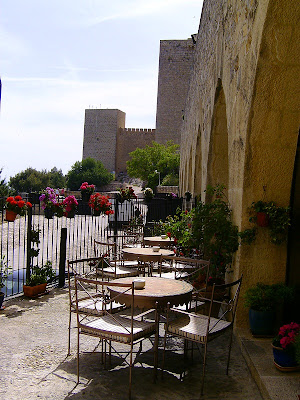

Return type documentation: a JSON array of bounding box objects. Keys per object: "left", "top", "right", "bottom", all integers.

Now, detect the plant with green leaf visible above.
[
  {"left": 127, "top": 141, "right": 180, "bottom": 190},
  {"left": 247, "top": 201, "right": 290, "bottom": 245},
  {"left": 0, "top": 256, "right": 12, "bottom": 290},
  {"left": 26, "top": 261, "right": 56, "bottom": 286},
  {"left": 244, "top": 282, "right": 294, "bottom": 312},
  {"left": 192, "top": 184, "right": 239, "bottom": 278},
  {"left": 163, "top": 208, "right": 196, "bottom": 256}
]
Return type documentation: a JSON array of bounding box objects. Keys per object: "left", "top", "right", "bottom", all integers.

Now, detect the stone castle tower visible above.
[{"left": 82, "top": 36, "right": 196, "bottom": 174}]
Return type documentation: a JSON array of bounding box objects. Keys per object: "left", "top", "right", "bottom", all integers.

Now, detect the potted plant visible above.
[
  {"left": 249, "top": 201, "right": 290, "bottom": 244},
  {"left": 244, "top": 282, "right": 294, "bottom": 336},
  {"left": 88, "top": 193, "right": 114, "bottom": 216},
  {"left": 192, "top": 184, "right": 239, "bottom": 279},
  {"left": 39, "top": 187, "right": 58, "bottom": 219},
  {"left": 5, "top": 195, "right": 32, "bottom": 222},
  {"left": 0, "top": 256, "right": 12, "bottom": 309},
  {"left": 238, "top": 227, "right": 257, "bottom": 245},
  {"left": 250, "top": 201, "right": 270, "bottom": 227},
  {"left": 117, "top": 186, "right": 137, "bottom": 203},
  {"left": 80, "top": 182, "right": 95, "bottom": 202},
  {"left": 143, "top": 187, "right": 154, "bottom": 202},
  {"left": 63, "top": 195, "right": 78, "bottom": 218},
  {"left": 23, "top": 261, "right": 56, "bottom": 298},
  {"left": 272, "top": 322, "right": 300, "bottom": 371}
]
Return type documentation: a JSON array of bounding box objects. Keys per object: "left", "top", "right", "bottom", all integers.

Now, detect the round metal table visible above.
[
  {"left": 143, "top": 236, "right": 175, "bottom": 248},
  {"left": 122, "top": 247, "right": 174, "bottom": 263},
  {"left": 109, "top": 276, "right": 193, "bottom": 309}
]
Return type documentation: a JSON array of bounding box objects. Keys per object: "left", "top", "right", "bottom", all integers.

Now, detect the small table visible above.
[
  {"left": 143, "top": 236, "right": 175, "bottom": 248},
  {"left": 109, "top": 276, "right": 193, "bottom": 309},
  {"left": 122, "top": 247, "right": 174, "bottom": 263},
  {"left": 109, "top": 276, "right": 193, "bottom": 379}
]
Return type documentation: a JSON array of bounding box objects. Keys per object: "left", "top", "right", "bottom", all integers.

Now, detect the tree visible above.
[
  {"left": 0, "top": 169, "right": 12, "bottom": 197},
  {"left": 48, "top": 167, "right": 66, "bottom": 189},
  {"left": 66, "top": 157, "right": 113, "bottom": 190},
  {"left": 126, "top": 141, "right": 180, "bottom": 190},
  {"left": 9, "top": 167, "right": 66, "bottom": 193},
  {"left": 9, "top": 168, "right": 50, "bottom": 193}
]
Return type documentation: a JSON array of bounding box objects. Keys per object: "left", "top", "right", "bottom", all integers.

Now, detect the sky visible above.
[{"left": 0, "top": 0, "right": 203, "bottom": 181}]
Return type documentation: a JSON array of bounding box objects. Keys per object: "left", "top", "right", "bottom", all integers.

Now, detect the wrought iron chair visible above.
[
  {"left": 156, "top": 256, "right": 210, "bottom": 311},
  {"left": 67, "top": 257, "right": 125, "bottom": 355},
  {"left": 94, "top": 239, "right": 117, "bottom": 259},
  {"left": 162, "top": 275, "right": 243, "bottom": 396},
  {"left": 74, "top": 276, "right": 158, "bottom": 399},
  {"left": 95, "top": 256, "right": 140, "bottom": 280}
]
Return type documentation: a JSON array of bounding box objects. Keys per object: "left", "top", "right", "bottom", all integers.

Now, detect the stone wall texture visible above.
[
  {"left": 116, "top": 128, "right": 156, "bottom": 173},
  {"left": 179, "top": 0, "right": 300, "bottom": 326},
  {"left": 83, "top": 109, "right": 125, "bottom": 173},
  {"left": 155, "top": 38, "right": 195, "bottom": 145}
]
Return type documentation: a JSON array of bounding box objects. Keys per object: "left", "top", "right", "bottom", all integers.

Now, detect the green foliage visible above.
[
  {"left": 126, "top": 141, "right": 180, "bottom": 190},
  {"left": 66, "top": 157, "right": 113, "bottom": 190},
  {"left": 163, "top": 208, "right": 196, "bottom": 255},
  {"left": 192, "top": 185, "right": 239, "bottom": 277},
  {"left": 0, "top": 256, "right": 12, "bottom": 290},
  {"left": 248, "top": 201, "right": 291, "bottom": 245},
  {"left": 161, "top": 174, "right": 179, "bottom": 186},
  {"left": 238, "top": 228, "right": 257, "bottom": 245},
  {"left": 48, "top": 167, "right": 66, "bottom": 188},
  {"left": 26, "top": 261, "right": 56, "bottom": 286},
  {"left": 9, "top": 167, "right": 66, "bottom": 193},
  {"left": 29, "top": 227, "right": 41, "bottom": 261},
  {"left": 244, "top": 282, "right": 294, "bottom": 312},
  {"left": 0, "top": 169, "right": 12, "bottom": 197}
]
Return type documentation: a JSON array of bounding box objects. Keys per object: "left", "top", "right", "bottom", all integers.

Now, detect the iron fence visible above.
[{"left": 0, "top": 194, "right": 183, "bottom": 297}]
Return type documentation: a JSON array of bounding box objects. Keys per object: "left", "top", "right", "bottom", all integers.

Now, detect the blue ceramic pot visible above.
[
  {"left": 272, "top": 345, "right": 298, "bottom": 367},
  {"left": 249, "top": 309, "right": 276, "bottom": 336}
]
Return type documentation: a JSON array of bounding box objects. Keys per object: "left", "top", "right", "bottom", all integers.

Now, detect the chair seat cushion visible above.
[
  {"left": 80, "top": 314, "right": 156, "bottom": 343},
  {"left": 100, "top": 266, "right": 139, "bottom": 278},
  {"left": 166, "top": 313, "right": 231, "bottom": 343},
  {"left": 115, "top": 260, "right": 139, "bottom": 268},
  {"left": 77, "top": 298, "right": 125, "bottom": 314}
]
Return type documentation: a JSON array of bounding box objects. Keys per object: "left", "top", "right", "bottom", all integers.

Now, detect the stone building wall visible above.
[
  {"left": 155, "top": 38, "right": 196, "bottom": 145},
  {"left": 82, "top": 109, "right": 125, "bottom": 173},
  {"left": 179, "top": 0, "right": 300, "bottom": 326},
  {"left": 116, "top": 128, "right": 156, "bottom": 174}
]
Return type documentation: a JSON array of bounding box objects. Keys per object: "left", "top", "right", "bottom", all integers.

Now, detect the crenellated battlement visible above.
[{"left": 120, "top": 128, "right": 156, "bottom": 133}]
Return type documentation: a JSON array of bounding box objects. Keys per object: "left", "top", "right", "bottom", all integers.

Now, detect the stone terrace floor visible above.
[{"left": 0, "top": 288, "right": 298, "bottom": 400}]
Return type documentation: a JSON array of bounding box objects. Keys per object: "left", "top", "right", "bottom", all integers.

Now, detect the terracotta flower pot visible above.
[
  {"left": 256, "top": 212, "right": 269, "bottom": 227},
  {"left": 5, "top": 210, "right": 17, "bottom": 222},
  {"left": 23, "top": 283, "right": 47, "bottom": 298}
]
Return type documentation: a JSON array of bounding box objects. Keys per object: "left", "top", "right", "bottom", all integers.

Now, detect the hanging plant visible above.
[{"left": 248, "top": 201, "right": 290, "bottom": 245}]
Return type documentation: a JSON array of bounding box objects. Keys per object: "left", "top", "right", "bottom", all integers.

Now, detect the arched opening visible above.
[
  {"left": 206, "top": 81, "right": 229, "bottom": 200},
  {"left": 194, "top": 128, "right": 202, "bottom": 196}
]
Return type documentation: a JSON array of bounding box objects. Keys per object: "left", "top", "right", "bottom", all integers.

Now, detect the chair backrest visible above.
[
  {"left": 94, "top": 239, "right": 117, "bottom": 259},
  {"left": 74, "top": 276, "right": 134, "bottom": 328},
  {"left": 67, "top": 257, "right": 103, "bottom": 311},
  {"left": 206, "top": 275, "right": 243, "bottom": 333},
  {"left": 160, "top": 255, "right": 210, "bottom": 282}
]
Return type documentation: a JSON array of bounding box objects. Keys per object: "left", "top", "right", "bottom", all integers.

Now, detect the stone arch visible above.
[
  {"left": 194, "top": 126, "right": 202, "bottom": 196},
  {"left": 206, "top": 80, "right": 229, "bottom": 199},
  {"left": 238, "top": 0, "right": 300, "bottom": 288}
]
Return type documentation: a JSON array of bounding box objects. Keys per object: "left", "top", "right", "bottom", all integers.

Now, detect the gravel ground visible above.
[{"left": 0, "top": 288, "right": 263, "bottom": 400}]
